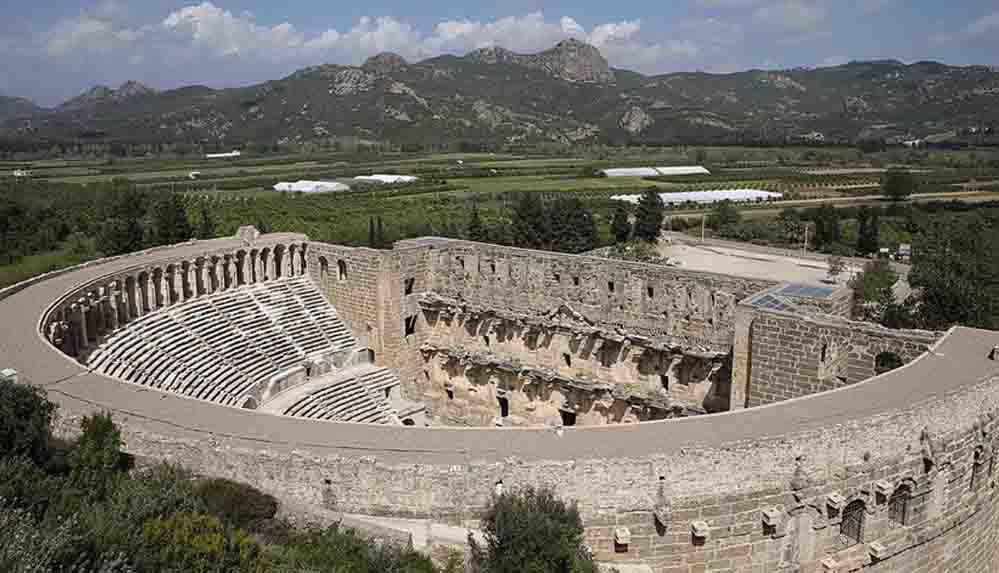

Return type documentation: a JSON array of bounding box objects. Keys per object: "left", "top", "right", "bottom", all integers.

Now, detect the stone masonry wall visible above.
[
  {"left": 744, "top": 310, "right": 939, "bottom": 407},
  {"left": 417, "top": 311, "right": 729, "bottom": 424},
  {"left": 420, "top": 240, "right": 777, "bottom": 353},
  {"left": 50, "top": 369, "right": 999, "bottom": 573}
]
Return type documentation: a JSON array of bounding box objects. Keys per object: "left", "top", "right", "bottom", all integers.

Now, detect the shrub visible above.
[
  {"left": 195, "top": 478, "right": 277, "bottom": 531},
  {"left": 274, "top": 525, "right": 436, "bottom": 573},
  {"left": 0, "top": 379, "right": 56, "bottom": 465},
  {"left": 141, "top": 512, "right": 263, "bottom": 573},
  {"left": 69, "top": 413, "right": 124, "bottom": 499},
  {"left": 469, "top": 487, "right": 596, "bottom": 573}
]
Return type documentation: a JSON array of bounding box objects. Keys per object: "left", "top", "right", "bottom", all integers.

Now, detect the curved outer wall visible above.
[{"left": 1, "top": 233, "right": 997, "bottom": 573}]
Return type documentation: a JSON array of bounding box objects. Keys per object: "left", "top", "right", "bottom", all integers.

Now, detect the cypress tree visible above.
[
  {"left": 510, "top": 193, "right": 550, "bottom": 250},
  {"left": 376, "top": 216, "right": 386, "bottom": 248},
  {"left": 549, "top": 197, "right": 598, "bottom": 253},
  {"left": 856, "top": 206, "right": 880, "bottom": 255},
  {"left": 633, "top": 188, "right": 665, "bottom": 243},
  {"left": 467, "top": 203, "right": 487, "bottom": 243},
  {"left": 611, "top": 203, "right": 631, "bottom": 244},
  {"left": 368, "top": 216, "right": 376, "bottom": 248},
  {"left": 196, "top": 203, "right": 215, "bottom": 240}
]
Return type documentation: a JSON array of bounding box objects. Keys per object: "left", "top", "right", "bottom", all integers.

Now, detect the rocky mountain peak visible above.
[
  {"left": 60, "top": 81, "right": 155, "bottom": 111},
  {"left": 362, "top": 52, "right": 409, "bottom": 74},
  {"left": 464, "top": 40, "right": 613, "bottom": 84}
]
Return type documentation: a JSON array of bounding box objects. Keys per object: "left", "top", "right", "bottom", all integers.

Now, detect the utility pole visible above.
[
  {"left": 701, "top": 214, "right": 706, "bottom": 243},
  {"left": 803, "top": 223, "right": 809, "bottom": 255}
]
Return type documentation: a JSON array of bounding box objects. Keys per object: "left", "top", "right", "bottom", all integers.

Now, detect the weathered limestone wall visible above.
[
  {"left": 307, "top": 244, "right": 386, "bottom": 358},
  {"left": 417, "top": 310, "right": 729, "bottom": 425},
  {"left": 742, "top": 309, "right": 939, "bottom": 407},
  {"left": 49, "top": 366, "right": 999, "bottom": 573},
  {"left": 415, "top": 240, "right": 776, "bottom": 353}
]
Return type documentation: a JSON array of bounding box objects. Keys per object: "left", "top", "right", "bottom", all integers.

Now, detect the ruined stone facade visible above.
[{"left": 7, "top": 231, "right": 999, "bottom": 573}]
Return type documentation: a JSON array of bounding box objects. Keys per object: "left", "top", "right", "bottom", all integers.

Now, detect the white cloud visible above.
[
  {"left": 965, "top": 11, "right": 999, "bottom": 39},
  {"left": 857, "top": 0, "right": 893, "bottom": 15},
  {"left": 753, "top": 1, "right": 828, "bottom": 33},
  {"left": 41, "top": 15, "right": 116, "bottom": 56}
]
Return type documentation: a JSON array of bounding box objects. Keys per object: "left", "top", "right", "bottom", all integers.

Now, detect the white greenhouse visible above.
[
  {"left": 598, "top": 166, "right": 710, "bottom": 178},
  {"left": 273, "top": 180, "right": 351, "bottom": 193},
  {"left": 612, "top": 189, "right": 783, "bottom": 206}
]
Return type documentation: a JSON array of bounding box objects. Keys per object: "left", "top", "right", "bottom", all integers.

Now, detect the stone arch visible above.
[
  {"left": 889, "top": 482, "right": 914, "bottom": 527},
  {"left": 319, "top": 256, "right": 330, "bottom": 283},
  {"left": 298, "top": 243, "right": 308, "bottom": 274},
  {"left": 235, "top": 250, "right": 248, "bottom": 286},
  {"left": 274, "top": 245, "right": 286, "bottom": 279},
  {"left": 259, "top": 248, "right": 271, "bottom": 281},
  {"left": 209, "top": 257, "right": 221, "bottom": 292},
  {"left": 840, "top": 499, "right": 866, "bottom": 546},
  {"left": 337, "top": 259, "right": 348, "bottom": 281},
  {"left": 248, "top": 249, "right": 259, "bottom": 283},
  {"left": 166, "top": 264, "right": 179, "bottom": 304},
  {"left": 875, "top": 351, "right": 904, "bottom": 375},
  {"left": 240, "top": 396, "right": 259, "bottom": 410},
  {"left": 137, "top": 271, "right": 151, "bottom": 313}
]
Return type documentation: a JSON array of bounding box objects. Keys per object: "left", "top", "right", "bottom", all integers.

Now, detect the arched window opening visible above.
[
  {"left": 498, "top": 396, "right": 509, "bottom": 418},
  {"left": 889, "top": 485, "right": 911, "bottom": 527},
  {"left": 337, "top": 260, "right": 348, "bottom": 281},
  {"left": 319, "top": 257, "right": 329, "bottom": 282},
  {"left": 820, "top": 343, "right": 828, "bottom": 363},
  {"left": 840, "top": 500, "right": 865, "bottom": 546},
  {"left": 875, "top": 351, "right": 903, "bottom": 375}
]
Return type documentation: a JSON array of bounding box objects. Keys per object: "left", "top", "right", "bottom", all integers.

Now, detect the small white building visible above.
[
  {"left": 12, "top": 168, "right": 32, "bottom": 178},
  {"left": 188, "top": 171, "right": 202, "bottom": 180},
  {"left": 205, "top": 150, "right": 242, "bottom": 159},
  {"left": 354, "top": 174, "right": 418, "bottom": 184}
]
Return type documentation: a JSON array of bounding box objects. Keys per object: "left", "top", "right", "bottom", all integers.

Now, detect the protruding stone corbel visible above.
[
  {"left": 613, "top": 527, "right": 631, "bottom": 546},
  {"left": 761, "top": 507, "right": 782, "bottom": 527},
  {"left": 690, "top": 520, "right": 710, "bottom": 540},
  {"left": 826, "top": 492, "right": 846, "bottom": 510},
  {"left": 820, "top": 556, "right": 839, "bottom": 572},
  {"left": 869, "top": 541, "right": 889, "bottom": 561}
]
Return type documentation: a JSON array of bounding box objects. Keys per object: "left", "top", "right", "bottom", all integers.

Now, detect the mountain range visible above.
[{"left": 2, "top": 39, "right": 998, "bottom": 146}]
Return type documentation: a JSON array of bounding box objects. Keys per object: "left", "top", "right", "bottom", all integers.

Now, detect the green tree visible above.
[
  {"left": 549, "top": 197, "right": 598, "bottom": 254},
  {"left": 908, "top": 211, "right": 999, "bottom": 330},
  {"left": 849, "top": 258, "right": 899, "bottom": 322},
  {"left": 855, "top": 206, "right": 880, "bottom": 255},
  {"left": 468, "top": 203, "right": 488, "bottom": 243},
  {"left": 469, "top": 487, "right": 596, "bottom": 573},
  {"left": 610, "top": 203, "right": 631, "bottom": 244},
  {"left": 69, "top": 413, "right": 124, "bottom": 500},
  {"left": 706, "top": 200, "right": 742, "bottom": 229},
  {"left": 633, "top": 188, "right": 665, "bottom": 243},
  {"left": 376, "top": 216, "right": 386, "bottom": 248},
  {"left": 149, "top": 193, "right": 193, "bottom": 247},
  {"left": 0, "top": 379, "right": 56, "bottom": 465},
  {"left": 826, "top": 255, "right": 846, "bottom": 283},
  {"left": 368, "top": 216, "right": 376, "bottom": 248},
  {"left": 196, "top": 203, "right": 215, "bottom": 240},
  {"left": 812, "top": 204, "right": 841, "bottom": 251},
  {"left": 882, "top": 168, "right": 917, "bottom": 202},
  {"left": 510, "top": 193, "right": 550, "bottom": 250},
  {"left": 98, "top": 187, "right": 147, "bottom": 256}
]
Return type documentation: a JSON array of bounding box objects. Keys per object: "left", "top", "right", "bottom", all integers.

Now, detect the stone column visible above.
[
  {"left": 290, "top": 246, "right": 300, "bottom": 276},
  {"left": 108, "top": 287, "right": 120, "bottom": 331},
  {"left": 173, "top": 270, "right": 185, "bottom": 304},
  {"left": 198, "top": 262, "right": 210, "bottom": 296},
  {"left": 728, "top": 305, "right": 755, "bottom": 411},
  {"left": 146, "top": 275, "right": 158, "bottom": 312},
  {"left": 283, "top": 249, "right": 293, "bottom": 277},
  {"left": 268, "top": 250, "right": 278, "bottom": 279},
  {"left": 72, "top": 304, "right": 87, "bottom": 355},
  {"left": 187, "top": 264, "right": 198, "bottom": 299},
  {"left": 226, "top": 257, "right": 237, "bottom": 288}
]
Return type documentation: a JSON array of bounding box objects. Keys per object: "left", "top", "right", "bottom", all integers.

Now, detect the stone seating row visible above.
[
  {"left": 85, "top": 276, "right": 361, "bottom": 410},
  {"left": 281, "top": 364, "right": 397, "bottom": 424}
]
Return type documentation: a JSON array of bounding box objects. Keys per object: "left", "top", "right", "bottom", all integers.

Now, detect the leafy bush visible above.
[
  {"left": 142, "top": 512, "right": 263, "bottom": 573},
  {"left": 469, "top": 487, "right": 596, "bottom": 573},
  {"left": 195, "top": 478, "right": 277, "bottom": 531},
  {"left": 274, "top": 525, "right": 436, "bottom": 573},
  {"left": 0, "top": 378, "right": 56, "bottom": 465}
]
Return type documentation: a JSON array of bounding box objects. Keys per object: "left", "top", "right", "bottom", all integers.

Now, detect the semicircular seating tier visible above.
[{"left": 84, "top": 275, "right": 399, "bottom": 423}]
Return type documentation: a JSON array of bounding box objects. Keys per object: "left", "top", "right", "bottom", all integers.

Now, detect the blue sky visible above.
[{"left": 3, "top": 0, "right": 998, "bottom": 106}]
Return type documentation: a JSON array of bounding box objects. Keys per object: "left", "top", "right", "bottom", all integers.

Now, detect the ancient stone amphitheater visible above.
[{"left": 3, "top": 226, "right": 998, "bottom": 572}]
